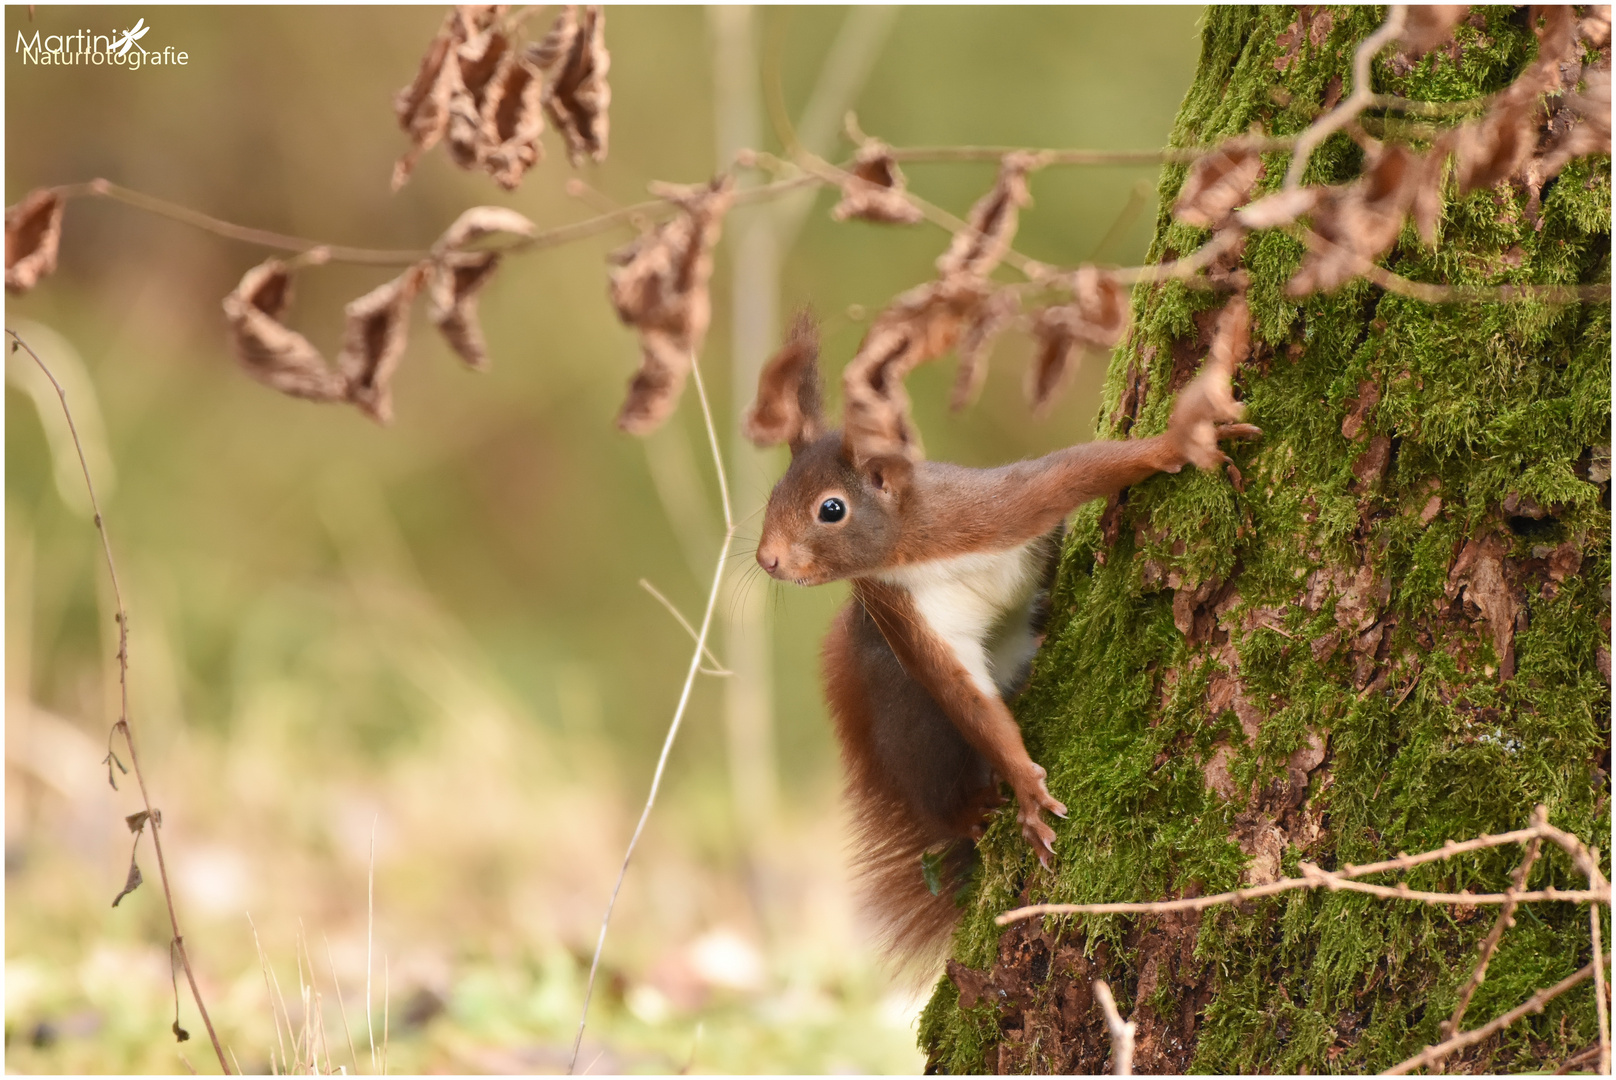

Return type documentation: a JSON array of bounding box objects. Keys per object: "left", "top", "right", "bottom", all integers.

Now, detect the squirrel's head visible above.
[{"left": 743, "top": 312, "right": 912, "bottom": 585}]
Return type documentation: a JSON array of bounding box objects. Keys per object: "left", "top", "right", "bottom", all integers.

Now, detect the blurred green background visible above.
[{"left": 5, "top": 6, "right": 1202, "bottom": 1072}]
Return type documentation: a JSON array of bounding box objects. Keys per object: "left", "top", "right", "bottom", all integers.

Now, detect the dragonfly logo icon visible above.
[{"left": 111, "top": 18, "right": 149, "bottom": 58}]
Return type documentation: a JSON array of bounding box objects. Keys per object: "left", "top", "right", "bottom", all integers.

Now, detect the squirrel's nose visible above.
[{"left": 757, "top": 543, "right": 783, "bottom": 576}]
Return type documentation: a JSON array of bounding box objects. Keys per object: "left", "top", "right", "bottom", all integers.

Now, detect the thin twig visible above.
[
  {"left": 638, "top": 579, "right": 731, "bottom": 675},
  {"left": 998, "top": 819, "right": 1609, "bottom": 925},
  {"left": 1294, "top": 226, "right": 1612, "bottom": 304},
  {"left": 366, "top": 817, "right": 377, "bottom": 1075},
  {"left": 44, "top": 173, "right": 821, "bottom": 271},
  {"left": 6, "top": 328, "right": 231, "bottom": 1074},
  {"left": 1382, "top": 957, "right": 1608, "bottom": 1075},
  {"left": 1285, "top": 6, "right": 1410, "bottom": 189},
  {"left": 568, "top": 358, "right": 739, "bottom": 1074},
  {"left": 1443, "top": 812, "right": 1545, "bottom": 1039},
  {"left": 887, "top": 138, "right": 1295, "bottom": 167},
  {"left": 1592, "top": 888, "right": 1610, "bottom": 1074},
  {"left": 1093, "top": 980, "right": 1136, "bottom": 1076}
]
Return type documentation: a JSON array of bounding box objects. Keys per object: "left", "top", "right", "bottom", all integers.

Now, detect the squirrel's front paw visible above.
[{"left": 1015, "top": 768, "right": 1066, "bottom": 867}]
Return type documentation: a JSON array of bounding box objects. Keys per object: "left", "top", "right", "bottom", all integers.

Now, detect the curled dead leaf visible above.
[
  {"left": 1536, "top": 69, "right": 1612, "bottom": 180},
  {"left": 743, "top": 310, "right": 824, "bottom": 448},
  {"left": 428, "top": 250, "right": 501, "bottom": 369},
  {"left": 1021, "top": 267, "right": 1130, "bottom": 414},
  {"left": 948, "top": 286, "right": 1019, "bottom": 411},
  {"left": 531, "top": 5, "right": 611, "bottom": 167},
  {"left": 1236, "top": 186, "right": 1319, "bottom": 230},
  {"left": 608, "top": 176, "right": 733, "bottom": 434},
  {"left": 222, "top": 260, "right": 346, "bottom": 402},
  {"left": 936, "top": 151, "right": 1035, "bottom": 279},
  {"left": 841, "top": 275, "right": 995, "bottom": 461},
  {"left": 1287, "top": 142, "right": 1447, "bottom": 295},
  {"left": 111, "top": 851, "right": 143, "bottom": 907},
  {"left": 1174, "top": 138, "right": 1265, "bottom": 228},
  {"left": 832, "top": 140, "right": 924, "bottom": 225},
  {"left": 339, "top": 264, "right": 429, "bottom": 424},
  {"left": 480, "top": 51, "right": 546, "bottom": 189},
  {"left": 5, "top": 188, "right": 64, "bottom": 294},
  {"left": 435, "top": 205, "right": 536, "bottom": 252},
  {"left": 1399, "top": 5, "right": 1469, "bottom": 58},
  {"left": 447, "top": 23, "right": 514, "bottom": 168},
  {"left": 392, "top": 14, "right": 458, "bottom": 189}
]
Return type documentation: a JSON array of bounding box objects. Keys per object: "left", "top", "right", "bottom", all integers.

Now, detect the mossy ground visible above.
[{"left": 921, "top": 7, "right": 1611, "bottom": 1073}]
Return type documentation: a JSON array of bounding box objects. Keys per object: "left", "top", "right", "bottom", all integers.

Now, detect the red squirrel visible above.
[{"left": 742, "top": 313, "right": 1256, "bottom": 961}]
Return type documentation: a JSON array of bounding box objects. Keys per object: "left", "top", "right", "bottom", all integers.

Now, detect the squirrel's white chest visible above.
[{"left": 875, "top": 540, "right": 1049, "bottom": 698}]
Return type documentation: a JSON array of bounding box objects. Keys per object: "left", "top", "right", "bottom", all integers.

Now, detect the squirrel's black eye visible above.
[{"left": 818, "top": 497, "right": 847, "bottom": 523}]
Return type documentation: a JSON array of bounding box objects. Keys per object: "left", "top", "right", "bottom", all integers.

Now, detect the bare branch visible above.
[
  {"left": 998, "top": 819, "right": 1611, "bottom": 925},
  {"left": 1285, "top": 6, "right": 1410, "bottom": 189},
  {"left": 1093, "top": 980, "right": 1136, "bottom": 1076},
  {"left": 1382, "top": 957, "right": 1609, "bottom": 1075},
  {"left": 1443, "top": 810, "right": 1545, "bottom": 1039},
  {"left": 5, "top": 329, "right": 231, "bottom": 1074}
]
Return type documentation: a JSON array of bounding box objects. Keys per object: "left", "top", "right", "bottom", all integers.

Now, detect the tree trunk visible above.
[{"left": 920, "top": 6, "right": 1610, "bottom": 1074}]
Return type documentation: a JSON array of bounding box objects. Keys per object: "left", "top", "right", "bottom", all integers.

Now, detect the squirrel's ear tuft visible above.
[
  {"left": 860, "top": 452, "right": 913, "bottom": 497},
  {"left": 743, "top": 309, "right": 826, "bottom": 454}
]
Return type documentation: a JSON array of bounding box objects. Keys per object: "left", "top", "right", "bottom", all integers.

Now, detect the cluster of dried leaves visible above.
[
  {"left": 221, "top": 205, "right": 534, "bottom": 423},
  {"left": 824, "top": 150, "right": 1133, "bottom": 464},
  {"left": 393, "top": 4, "right": 609, "bottom": 191},
  {"left": 4, "top": 188, "right": 63, "bottom": 295},
  {"left": 1174, "top": 4, "right": 1611, "bottom": 296},
  {"left": 606, "top": 176, "right": 734, "bottom": 434}
]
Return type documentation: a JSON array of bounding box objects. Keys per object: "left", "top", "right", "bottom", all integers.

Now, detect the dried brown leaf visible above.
[
  {"left": 480, "top": 51, "right": 546, "bottom": 190},
  {"left": 531, "top": 5, "right": 611, "bottom": 167},
  {"left": 1020, "top": 267, "right": 1129, "bottom": 415},
  {"left": 111, "top": 851, "right": 143, "bottom": 907},
  {"left": 743, "top": 310, "right": 824, "bottom": 448},
  {"left": 1446, "top": 535, "right": 1520, "bottom": 678},
  {"left": 222, "top": 260, "right": 346, "bottom": 402},
  {"left": 1026, "top": 306, "right": 1086, "bottom": 416},
  {"left": 447, "top": 26, "right": 513, "bottom": 168},
  {"left": 428, "top": 251, "right": 501, "bottom": 370},
  {"left": 842, "top": 276, "right": 995, "bottom": 461},
  {"left": 949, "top": 286, "right": 1019, "bottom": 410},
  {"left": 1451, "top": 97, "right": 1540, "bottom": 195},
  {"left": 1236, "top": 186, "right": 1320, "bottom": 230},
  {"left": 1582, "top": 5, "right": 1612, "bottom": 48},
  {"left": 608, "top": 176, "right": 733, "bottom": 434},
  {"left": 1536, "top": 69, "right": 1612, "bottom": 180},
  {"left": 436, "top": 205, "right": 537, "bottom": 252},
  {"left": 339, "top": 264, "right": 429, "bottom": 424},
  {"left": 392, "top": 18, "right": 457, "bottom": 189},
  {"left": 1287, "top": 142, "right": 1444, "bottom": 295},
  {"left": 936, "top": 151, "right": 1035, "bottom": 279},
  {"left": 5, "top": 188, "right": 64, "bottom": 294},
  {"left": 616, "top": 330, "right": 690, "bottom": 436},
  {"left": 1174, "top": 139, "right": 1264, "bottom": 228},
  {"left": 1399, "top": 6, "right": 1469, "bottom": 58},
  {"left": 832, "top": 140, "right": 924, "bottom": 225}
]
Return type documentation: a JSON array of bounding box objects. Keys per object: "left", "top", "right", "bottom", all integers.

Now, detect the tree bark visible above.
[{"left": 920, "top": 7, "right": 1611, "bottom": 1074}]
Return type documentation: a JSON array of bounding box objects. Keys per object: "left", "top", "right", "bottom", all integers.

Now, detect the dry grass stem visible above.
[
  {"left": 1093, "top": 980, "right": 1136, "bottom": 1076},
  {"left": 324, "top": 935, "right": 359, "bottom": 1074},
  {"left": 569, "top": 357, "right": 738, "bottom": 1073},
  {"left": 6, "top": 328, "right": 231, "bottom": 1073},
  {"left": 638, "top": 579, "right": 731, "bottom": 675},
  {"left": 1592, "top": 899, "right": 1610, "bottom": 1074}
]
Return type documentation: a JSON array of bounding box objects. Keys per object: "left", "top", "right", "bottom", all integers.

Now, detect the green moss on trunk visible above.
[{"left": 920, "top": 7, "right": 1610, "bottom": 1074}]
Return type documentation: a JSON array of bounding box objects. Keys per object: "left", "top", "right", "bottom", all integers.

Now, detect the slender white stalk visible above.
[{"left": 568, "top": 358, "right": 737, "bottom": 1074}]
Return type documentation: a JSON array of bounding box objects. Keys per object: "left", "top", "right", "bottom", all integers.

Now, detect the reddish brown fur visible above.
[{"left": 744, "top": 314, "right": 1255, "bottom": 964}]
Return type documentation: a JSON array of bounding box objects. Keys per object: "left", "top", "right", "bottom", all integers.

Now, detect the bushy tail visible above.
[{"left": 846, "top": 783, "right": 978, "bottom": 971}]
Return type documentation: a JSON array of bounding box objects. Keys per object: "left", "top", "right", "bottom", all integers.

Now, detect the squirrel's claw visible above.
[{"left": 1216, "top": 422, "right": 1262, "bottom": 441}]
